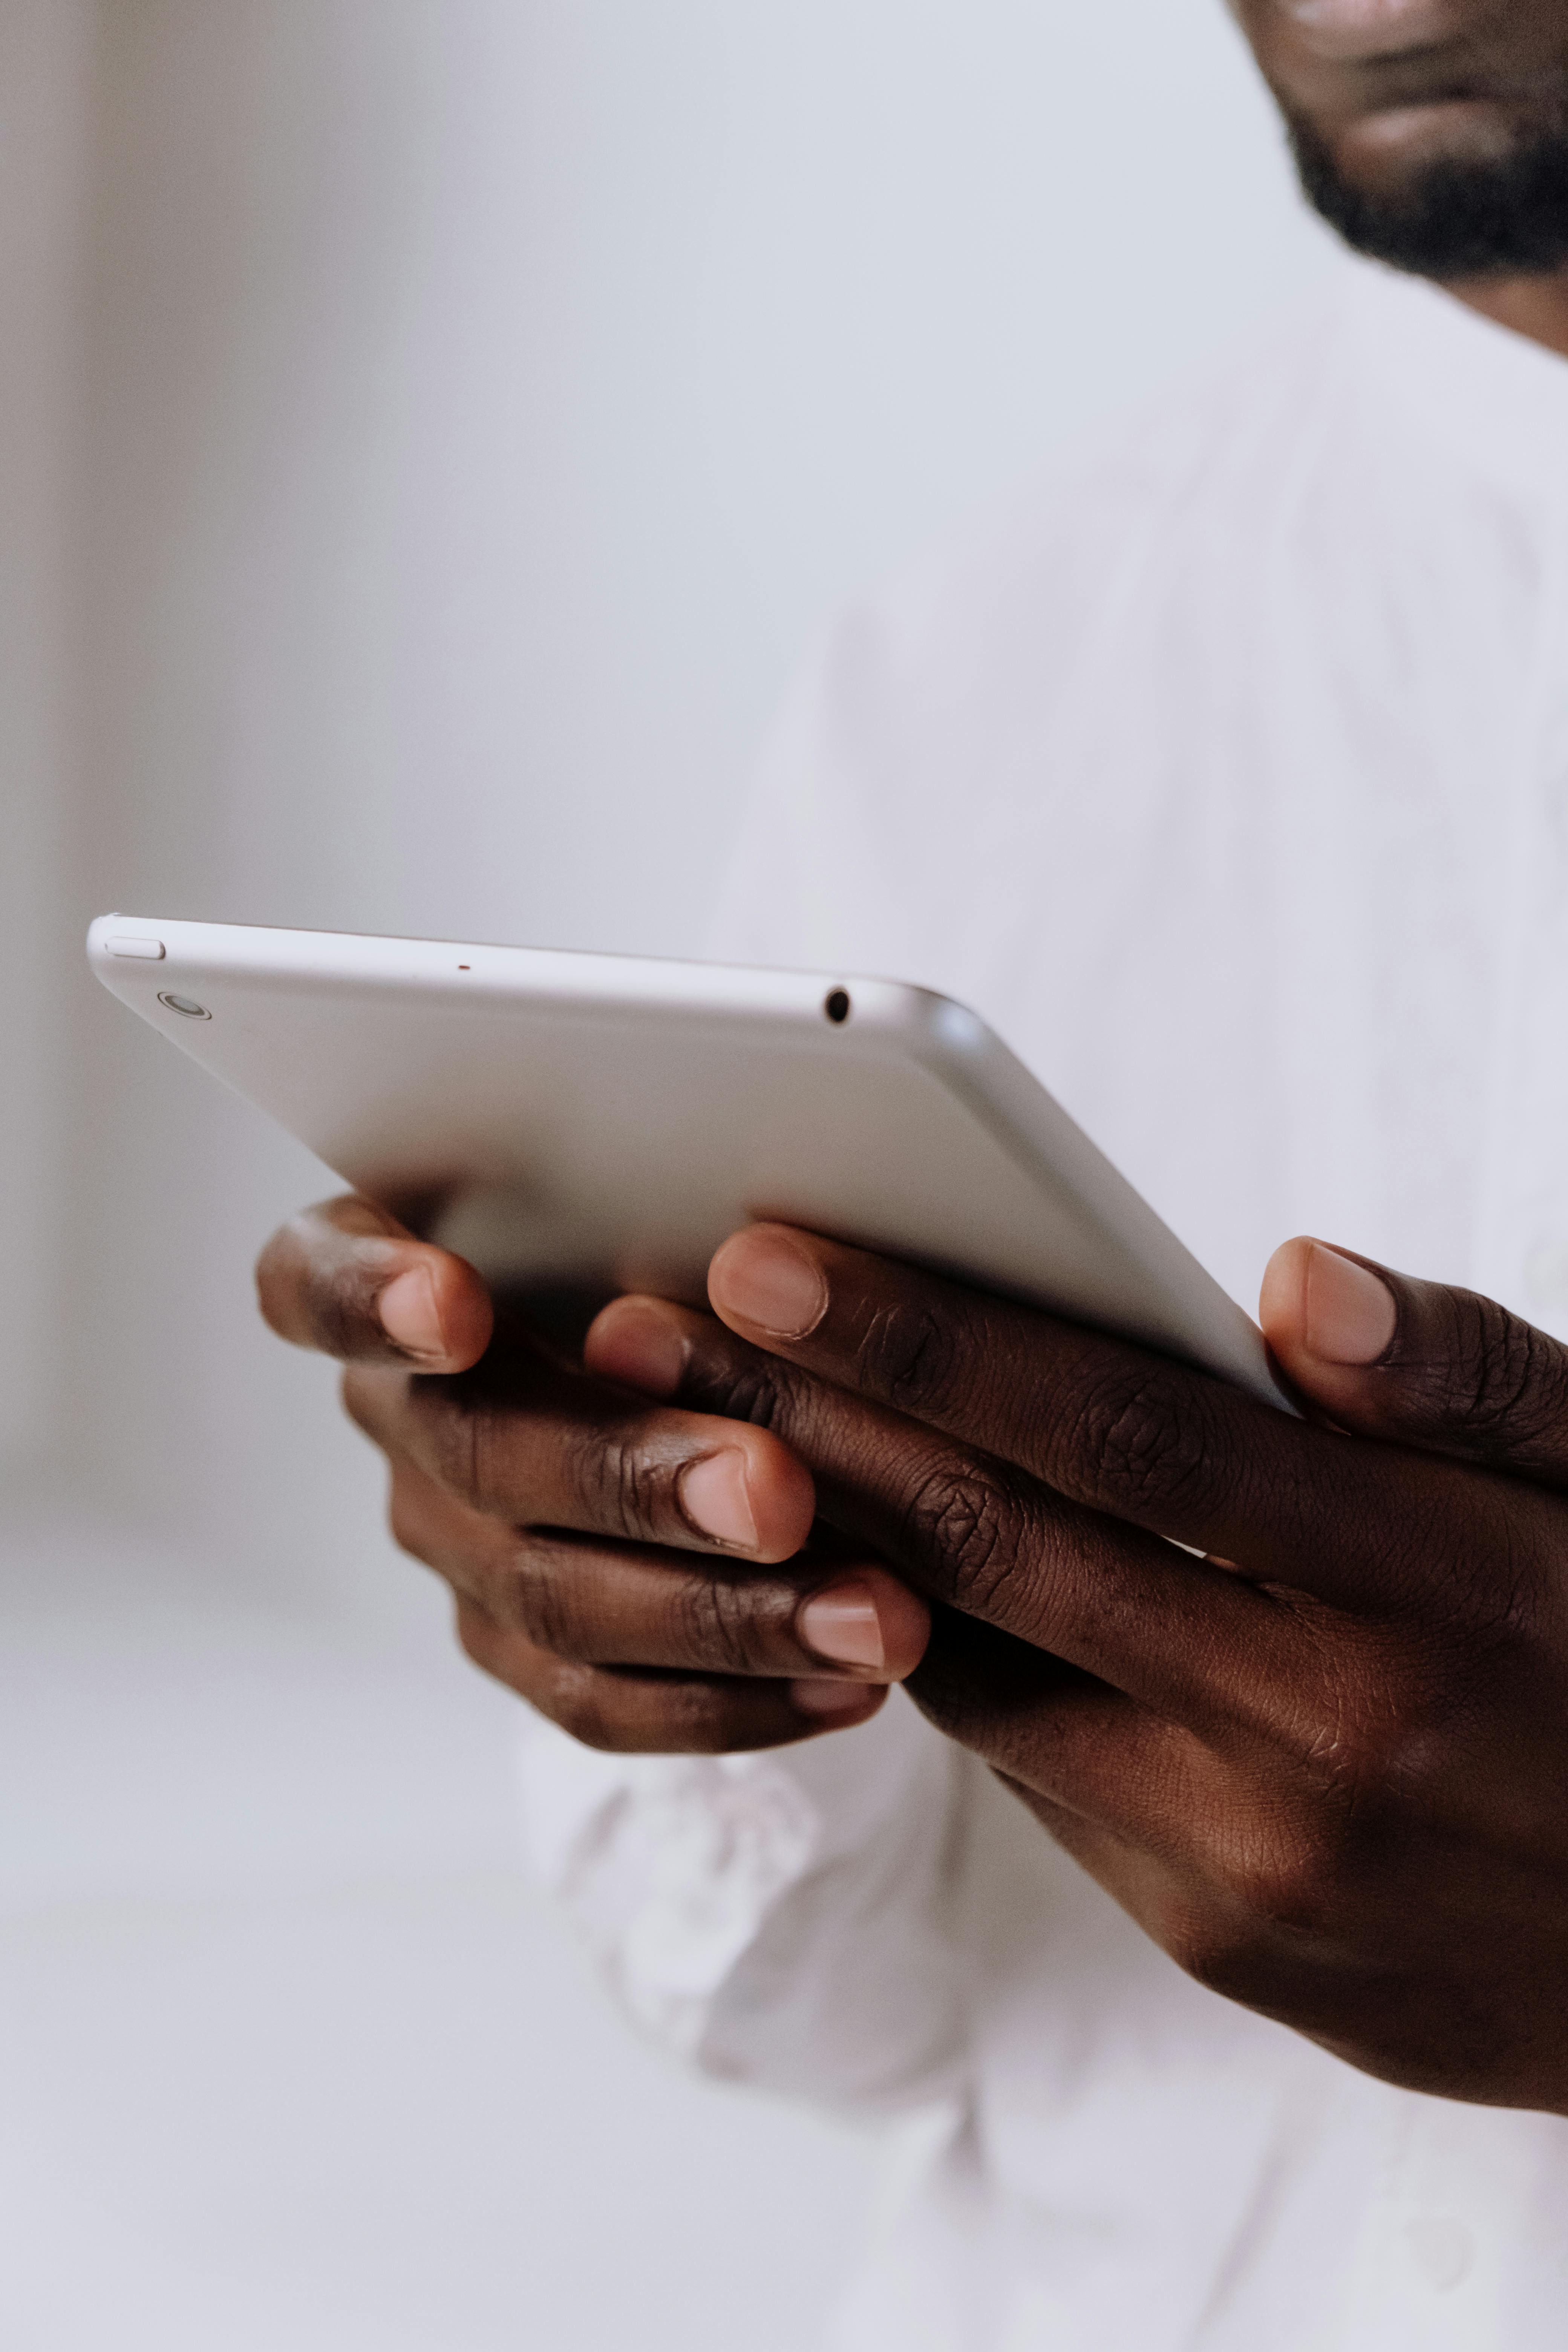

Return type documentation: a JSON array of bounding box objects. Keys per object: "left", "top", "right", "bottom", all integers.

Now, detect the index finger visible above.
[
  {"left": 256, "top": 1195, "right": 494, "bottom": 1372},
  {"left": 703, "top": 1225, "right": 1523, "bottom": 1614}
]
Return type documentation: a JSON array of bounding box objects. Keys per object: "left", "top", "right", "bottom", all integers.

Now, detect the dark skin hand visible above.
[
  {"left": 260, "top": 1199, "right": 1568, "bottom": 2115},
  {"left": 1231, "top": 0, "right": 1568, "bottom": 353},
  {"left": 256, "top": 1198, "right": 932, "bottom": 1752}
]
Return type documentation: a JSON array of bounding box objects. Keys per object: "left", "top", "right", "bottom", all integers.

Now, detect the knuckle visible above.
[
  {"left": 1069, "top": 1366, "right": 1210, "bottom": 1516},
  {"left": 652, "top": 1678, "right": 763, "bottom": 1755},
  {"left": 682, "top": 1356, "right": 793, "bottom": 1437},
  {"left": 258, "top": 1200, "right": 400, "bottom": 1355},
  {"left": 649, "top": 1684, "right": 771, "bottom": 1759},
  {"left": 1308, "top": 1703, "right": 1403, "bottom": 1810},
  {"left": 1265, "top": 1626, "right": 1441, "bottom": 1827},
  {"left": 1159, "top": 1900, "right": 1243, "bottom": 1993},
  {"left": 1433, "top": 1289, "right": 1564, "bottom": 1441},
  {"left": 1306, "top": 1633, "right": 1458, "bottom": 1807},
  {"left": 505, "top": 1543, "right": 582, "bottom": 1657},
  {"left": 579, "top": 1425, "right": 668, "bottom": 1540},
  {"left": 904, "top": 1457, "right": 1019, "bottom": 1609},
  {"left": 1221, "top": 1825, "right": 1345, "bottom": 1942},
  {"left": 672, "top": 1573, "right": 776, "bottom": 1676},
  {"left": 1164, "top": 1827, "right": 1346, "bottom": 1995},
  {"left": 308, "top": 1270, "right": 369, "bottom": 1361},
  {"left": 415, "top": 1384, "right": 491, "bottom": 1511},
  {"left": 547, "top": 1666, "right": 622, "bottom": 1752},
  {"left": 1165, "top": 1909, "right": 1266, "bottom": 2003},
  {"left": 856, "top": 1300, "right": 961, "bottom": 1416}
]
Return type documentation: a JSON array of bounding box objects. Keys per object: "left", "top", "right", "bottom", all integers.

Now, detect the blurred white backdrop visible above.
[{"left": 0, "top": 2, "right": 1345, "bottom": 2344}]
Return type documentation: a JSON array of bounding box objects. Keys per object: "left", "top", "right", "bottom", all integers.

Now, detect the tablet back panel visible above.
[{"left": 89, "top": 916, "right": 1289, "bottom": 1410}]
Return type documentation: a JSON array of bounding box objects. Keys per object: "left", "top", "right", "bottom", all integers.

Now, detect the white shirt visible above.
[{"left": 518, "top": 259, "right": 1568, "bottom": 2349}]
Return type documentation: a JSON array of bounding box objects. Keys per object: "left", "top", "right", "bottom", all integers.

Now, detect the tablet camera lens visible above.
[
  {"left": 824, "top": 988, "right": 851, "bottom": 1025},
  {"left": 158, "top": 992, "right": 211, "bottom": 1020}
]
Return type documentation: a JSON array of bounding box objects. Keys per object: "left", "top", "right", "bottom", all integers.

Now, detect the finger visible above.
[
  {"left": 913, "top": 1608, "right": 1355, "bottom": 1941},
  {"left": 387, "top": 1455, "right": 930, "bottom": 1680},
  {"left": 343, "top": 1343, "right": 816, "bottom": 1564},
  {"left": 893, "top": 1609, "right": 1247, "bottom": 1883},
  {"left": 586, "top": 1295, "right": 1323, "bottom": 1739},
  {"left": 257, "top": 1195, "right": 493, "bottom": 1371},
  {"left": 909, "top": 1605, "right": 1181, "bottom": 1792},
  {"left": 452, "top": 1596, "right": 888, "bottom": 1753},
  {"left": 690, "top": 1224, "right": 1519, "bottom": 1613},
  {"left": 1261, "top": 1237, "right": 1568, "bottom": 1489}
]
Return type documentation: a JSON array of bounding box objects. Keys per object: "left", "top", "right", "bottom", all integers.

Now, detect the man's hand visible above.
[
  {"left": 254, "top": 1197, "right": 929, "bottom": 1752},
  {"left": 581, "top": 1224, "right": 1568, "bottom": 2115}
]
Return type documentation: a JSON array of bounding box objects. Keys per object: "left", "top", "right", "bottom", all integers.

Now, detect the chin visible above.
[{"left": 1287, "top": 93, "right": 1568, "bottom": 277}]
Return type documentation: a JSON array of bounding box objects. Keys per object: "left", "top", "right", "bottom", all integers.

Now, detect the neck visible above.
[{"left": 1446, "top": 268, "right": 1568, "bottom": 361}]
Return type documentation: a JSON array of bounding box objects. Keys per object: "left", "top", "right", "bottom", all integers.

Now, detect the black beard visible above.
[{"left": 1286, "top": 110, "right": 1568, "bottom": 280}]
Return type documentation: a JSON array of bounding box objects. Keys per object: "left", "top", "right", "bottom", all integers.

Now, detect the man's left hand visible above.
[{"left": 584, "top": 1223, "right": 1568, "bottom": 2115}]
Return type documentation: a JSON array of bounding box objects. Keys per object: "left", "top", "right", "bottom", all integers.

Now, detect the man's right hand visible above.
[{"left": 255, "top": 1197, "right": 929, "bottom": 1752}]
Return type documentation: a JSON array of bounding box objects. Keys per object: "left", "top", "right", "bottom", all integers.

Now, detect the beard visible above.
[{"left": 1286, "top": 109, "right": 1568, "bottom": 280}]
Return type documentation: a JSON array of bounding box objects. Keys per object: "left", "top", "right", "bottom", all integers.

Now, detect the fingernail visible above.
[
  {"left": 378, "top": 1265, "right": 444, "bottom": 1358},
  {"left": 1303, "top": 1243, "right": 1396, "bottom": 1366},
  {"left": 680, "top": 1450, "right": 758, "bottom": 1550},
  {"left": 711, "top": 1230, "right": 827, "bottom": 1339},
  {"left": 589, "top": 1302, "right": 689, "bottom": 1399},
  {"left": 790, "top": 1677, "right": 881, "bottom": 1717},
  {"left": 798, "top": 1581, "right": 885, "bottom": 1672}
]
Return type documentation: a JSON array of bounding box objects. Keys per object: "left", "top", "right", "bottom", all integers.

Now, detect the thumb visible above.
[
  {"left": 256, "top": 1194, "right": 493, "bottom": 1372},
  {"left": 1259, "top": 1236, "right": 1568, "bottom": 1488}
]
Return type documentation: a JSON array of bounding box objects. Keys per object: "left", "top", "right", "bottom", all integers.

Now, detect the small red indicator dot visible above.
[{"left": 458, "top": 963, "right": 470, "bottom": 971}]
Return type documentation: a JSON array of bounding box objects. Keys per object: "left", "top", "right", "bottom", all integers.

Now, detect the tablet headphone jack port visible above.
[{"left": 824, "top": 988, "right": 851, "bottom": 1024}]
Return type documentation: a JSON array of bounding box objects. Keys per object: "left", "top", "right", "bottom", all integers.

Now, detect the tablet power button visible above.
[{"left": 107, "top": 936, "right": 166, "bottom": 960}]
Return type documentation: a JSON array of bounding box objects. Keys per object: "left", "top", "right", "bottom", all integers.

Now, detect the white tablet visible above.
[{"left": 88, "top": 914, "right": 1291, "bottom": 1410}]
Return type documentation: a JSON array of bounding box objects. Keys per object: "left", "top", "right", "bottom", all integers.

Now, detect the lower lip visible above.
[{"left": 1283, "top": 0, "right": 1456, "bottom": 58}]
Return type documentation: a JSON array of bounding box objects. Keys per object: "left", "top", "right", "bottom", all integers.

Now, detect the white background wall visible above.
[{"left": 0, "top": 3, "right": 1345, "bottom": 2343}]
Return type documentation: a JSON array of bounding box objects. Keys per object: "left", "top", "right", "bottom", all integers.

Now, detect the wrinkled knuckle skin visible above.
[
  {"left": 505, "top": 1545, "right": 586, "bottom": 1658},
  {"left": 1225, "top": 1829, "right": 1346, "bottom": 1946},
  {"left": 270, "top": 1222, "right": 384, "bottom": 1357},
  {"left": 1070, "top": 1368, "right": 1210, "bottom": 1517},
  {"left": 1314, "top": 1663, "right": 1464, "bottom": 1830},
  {"left": 308, "top": 1266, "right": 373, "bottom": 1361},
  {"left": 905, "top": 1459, "right": 1018, "bottom": 1610},
  {"left": 573, "top": 1424, "right": 671, "bottom": 1542},
  {"left": 681, "top": 1354, "right": 794, "bottom": 1438},
  {"left": 410, "top": 1383, "right": 491, "bottom": 1512},
  {"left": 674, "top": 1573, "right": 778, "bottom": 1677},
  {"left": 1297, "top": 1706, "right": 1379, "bottom": 1809},
  {"left": 856, "top": 1300, "right": 961, "bottom": 1416},
  {"left": 1431, "top": 1288, "right": 1565, "bottom": 1447}
]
